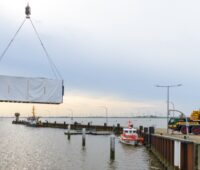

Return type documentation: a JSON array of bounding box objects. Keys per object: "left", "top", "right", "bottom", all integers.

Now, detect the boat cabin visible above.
[{"left": 123, "top": 128, "right": 137, "bottom": 135}]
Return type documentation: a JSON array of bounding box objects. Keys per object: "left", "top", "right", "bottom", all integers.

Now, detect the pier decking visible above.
[
  {"left": 64, "top": 130, "right": 111, "bottom": 135},
  {"left": 12, "top": 120, "right": 123, "bottom": 134}
]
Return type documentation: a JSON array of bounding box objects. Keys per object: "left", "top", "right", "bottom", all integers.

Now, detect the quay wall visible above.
[{"left": 141, "top": 127, "right": 200, "bottom": 170}]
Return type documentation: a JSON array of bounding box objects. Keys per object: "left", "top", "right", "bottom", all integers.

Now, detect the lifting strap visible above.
[{"left": 0, "top": 4, "right": 62, "bottom": 80}]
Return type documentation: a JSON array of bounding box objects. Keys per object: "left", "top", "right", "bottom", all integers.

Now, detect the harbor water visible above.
[{"left": 0, "top": 118, "right": 164, "bottom": 170}]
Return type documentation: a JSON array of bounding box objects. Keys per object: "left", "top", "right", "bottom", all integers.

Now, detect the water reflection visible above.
[
  {"left": 108, "top": 160, "right": 118, "bottom": 170},
  {"left": 0, "top": 118, "right": 163, "bottom": 170}
]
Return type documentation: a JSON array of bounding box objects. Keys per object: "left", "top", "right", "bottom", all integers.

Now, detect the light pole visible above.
[
  {"left": 66, "top": 108, "right": 74, "bottom": 123},
  {"left": 99, "top": 106, "right": 108, "bottom": 125},
  {"left": 169, "top": 109, "right": 189, "bottom": 138},
  {"left": 156, "top": 84, "right": 182, "bottom": 133},
  {"left": 169, "top": 101, "right": 175, "bottom": 118}
]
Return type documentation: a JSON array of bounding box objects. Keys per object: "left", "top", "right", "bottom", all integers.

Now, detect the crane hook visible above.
[{"left": 25, "top": 3, "right": 31, "bottom": 18}]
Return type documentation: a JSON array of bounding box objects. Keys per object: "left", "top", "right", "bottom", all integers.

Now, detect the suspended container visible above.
[{"left": 0, "top": 75, "right": 64, "bottom": 104}]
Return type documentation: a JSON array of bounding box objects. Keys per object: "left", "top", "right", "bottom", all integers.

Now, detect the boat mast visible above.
[{"left": 32, "top": 106, "right": 36, "bottom": 117}]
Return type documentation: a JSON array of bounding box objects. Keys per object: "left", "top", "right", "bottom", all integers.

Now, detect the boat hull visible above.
[{"left": 119, "top": 137, "right": 138, "bottom": 146}]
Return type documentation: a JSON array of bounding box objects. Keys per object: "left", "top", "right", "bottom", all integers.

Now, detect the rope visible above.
[
  {"left": 0, "top": 18, "right": 26, "bottom": 62},
  {"left": 0, "top": 16, "right": 62, "bottom": 80},
  {"left": 29, "top": 18, "right": 62, "bottom": 80}
]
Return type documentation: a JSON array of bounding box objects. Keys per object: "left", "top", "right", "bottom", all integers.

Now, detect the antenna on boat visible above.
[
  {"left": 128, "top": 120, "right": 133, "bottom": 128},
  {"left": 32, "top": 106, "right": 36, "bottom": 117}
]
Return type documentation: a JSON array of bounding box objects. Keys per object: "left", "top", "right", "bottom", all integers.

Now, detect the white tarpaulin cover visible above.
[{"left": 0, "top": 75, "right": 64, "bottom": 104}]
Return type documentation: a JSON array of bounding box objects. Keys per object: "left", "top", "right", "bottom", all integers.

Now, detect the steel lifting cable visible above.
[
  {"left": 0, "top": 18, "right": 26, "bottom": 63},
  {"left": 0, "top": 4, "right": 62, "bottom": 80},
  {"left": 29, "top": 18, "right": 62, "bottom": 80}
]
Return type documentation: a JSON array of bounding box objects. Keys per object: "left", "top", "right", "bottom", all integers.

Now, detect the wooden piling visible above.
[
  {"left": 82, "top": 128, "right": 86, "bottom": 147},
  {"left": 139, "top": 125, "right": 143, "bottom": 136},
  {"left": 148, "top": 126, "right": 154, "bottom": 147},
  {"left": 67, "top": 124, "right": 71, "bottom": 140},
  {"left": 143, "top": 127, "right": 148, "bottom": 145},
  {"left": 110, "top": 134, "right": 115, "bottom": 160}
]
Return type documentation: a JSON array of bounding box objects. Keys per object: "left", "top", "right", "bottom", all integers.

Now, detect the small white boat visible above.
[{"left": 119, "top": 121, "right": 143, "bottom": 146}]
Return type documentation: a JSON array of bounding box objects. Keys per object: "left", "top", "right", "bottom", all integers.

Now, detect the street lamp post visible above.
[
  {"left": 99, "top": 106, "right": 108, "bottom": 125},
  {"left": 156, "top": 84, "right": 182, "bottom": 134},
  {"left": 169, "top": 101, "right": 175, "bottom": 118},
  {"left": 66, "top": 108, "right": 74, "bottom": 124}
]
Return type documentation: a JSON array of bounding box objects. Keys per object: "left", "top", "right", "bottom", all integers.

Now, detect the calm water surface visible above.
[{"left": 0, "top": 118, "right": 163, "bottom": 170}]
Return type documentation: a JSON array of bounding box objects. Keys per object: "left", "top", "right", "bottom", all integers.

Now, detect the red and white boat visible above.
[{"left": 119, "top": 121, "right": 143, "bottom": 146}]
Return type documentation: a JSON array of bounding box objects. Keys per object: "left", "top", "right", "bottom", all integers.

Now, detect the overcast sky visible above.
[{"left": 0, "top": 0, "right": 200, "bottom": 116}]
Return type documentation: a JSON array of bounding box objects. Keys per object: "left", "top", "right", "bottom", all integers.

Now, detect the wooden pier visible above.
[
  {"left": 64, "top": 130, "right": 111, "bottom": 135},
  {"left": 12, "top": 120, "right": 123, "bottom": 134}
]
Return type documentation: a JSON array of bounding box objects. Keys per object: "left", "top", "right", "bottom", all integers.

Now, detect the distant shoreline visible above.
[{"left": 0, "top": 116, "right": 167, "bottom": 118}]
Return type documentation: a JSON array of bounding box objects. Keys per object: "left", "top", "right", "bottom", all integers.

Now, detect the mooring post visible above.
[
  {"left": 117, "top": 123, "right": 120, "bottom": 134},
  {"left": 148, "top": 126, "right": 155, "bottom": 148},
  {"left": 68, "top": 124, "right": 71, "bottom": 140},
  {"left": 45, "top": 121, "right": 48, "bottom": 127},
  {"left": 144, "top": 127, "right": 148, "bottom": 145},
  {"left": 82, "top": 128, "right": 86, "bottom": 147},
  {"left": 110, "top": 134, "right": 115, "bottom": 160},
  {"left": 139, "top": 126, "right": 143, "bottom": 136}
]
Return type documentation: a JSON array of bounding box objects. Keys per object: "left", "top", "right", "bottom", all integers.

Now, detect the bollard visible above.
[
  {"left": 110, "top": 134, "right": 115, "bottom": 160},
  {"left": 82, "top": 128, "right": 86, "bottom": 147},
  {"left": 68, "top": 124, "right": 71, "bottom": 140}
]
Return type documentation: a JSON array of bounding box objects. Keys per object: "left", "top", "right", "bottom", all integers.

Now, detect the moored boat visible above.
[
  {"left": 119, "top": 121, "right": 143, "bottom": 146},
  {"left": 26, "top": 106, "right": 40, "bottom": 126}
]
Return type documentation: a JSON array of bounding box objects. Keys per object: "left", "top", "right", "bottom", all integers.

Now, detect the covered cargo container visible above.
[{"left": 0, "top": 75, "right": 64, "bottom": 104}]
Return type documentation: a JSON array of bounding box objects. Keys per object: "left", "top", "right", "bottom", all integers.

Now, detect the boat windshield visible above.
[{"left": 124, "top": 129, "right": 137, "bottom": 134}]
